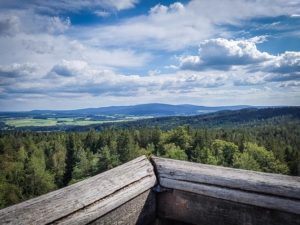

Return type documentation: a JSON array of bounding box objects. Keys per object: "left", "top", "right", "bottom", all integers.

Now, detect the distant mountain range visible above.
[{"left": 17, "top": 103, "right": 271, "bottom": 117}]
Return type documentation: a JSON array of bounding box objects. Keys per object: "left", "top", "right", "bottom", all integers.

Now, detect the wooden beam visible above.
[
  {"left": 157, "top": 189, "right": 300, "bottom": 225},
  {"left": 0, "top": 156, "right": 156, "bottom": 225},
  {"left": 151, "top": 157, "right": 300, "bottom": 215},
  {"left": 90, "top": 190, "right": 156, "bottom": 225}
]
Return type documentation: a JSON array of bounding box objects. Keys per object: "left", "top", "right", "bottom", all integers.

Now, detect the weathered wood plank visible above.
[
  {"left": 161, "top": 178, "right": 300, "bottom": 215},
  {"left": 151, "top": 157, "right": 300, "bottom": 214},
  {"left": 151, "top": 218, "right": 194, "bottom": 225},
  {"left": 0, "top": 156, "right": 156, "bottom": 225},
  {"left": 90, "top": 190, "right": 156, "bottom": 225},
  {"left": 157, "top": 189, "right": 300, "bottom": 225}
]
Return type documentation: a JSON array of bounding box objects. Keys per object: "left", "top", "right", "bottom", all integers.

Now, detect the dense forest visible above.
[
  {"left": 0, "top": 107, "right": 300, "bottom": 209},
  {"left": 4, "top": 107, "right": 300, "bottom": 132}
]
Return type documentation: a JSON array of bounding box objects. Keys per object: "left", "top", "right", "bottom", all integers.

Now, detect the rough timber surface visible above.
[
  {"left": 151, "top": 157, "right": 300, "bottom": 215},
  {"left": 90, "top": 190, "right": 156, "bottom": 225},
  {"left": 157, "top": 189, "right": 300, "bottom": 225},
  {"left": 0, "top": 156, "right": 156, "bottom": 225}
]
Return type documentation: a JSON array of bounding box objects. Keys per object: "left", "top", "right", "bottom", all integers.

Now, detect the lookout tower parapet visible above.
[{"left": 0, "top": 155, "right": 299, "bottom": 225}]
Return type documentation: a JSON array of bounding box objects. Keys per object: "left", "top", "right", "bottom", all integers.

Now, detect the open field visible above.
[
  {"left": 6, "top": 118, "right": 57, "bottom": 127},
  {"left": 2, "top": 116, "right": 154, "bottom": 128}
]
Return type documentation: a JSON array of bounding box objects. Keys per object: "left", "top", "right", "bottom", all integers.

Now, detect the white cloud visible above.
[
  {"left": 264, "top": 73, "right": 300, "bottom": 82},
  {"left": 179, "top": 39, "right": 300, "bottom": 85},
  {"left": 96, "top": 0, "right": 139, "bottom": 11},
  {"left": 248, "top": 35, "right": 269, "bottom": 44},
  {"left": 45, "top": 17, "right": 70, "bottom": 33},
  {"left": 277, "top": 81, "right": 300, "bottom": 88},
  {"left": 22, "top": 39, "right": 55, "bottom": 54},
  {"left": 187, "top": 0, "right": 299, "bottom": 24},
  {"left": 164, "top": 65, "right": 179, "bottom": 69},
  {"left": 0, "top": 0, "right": 300, "bottom": 110},
  {"left": 148, "top": 69, "right": 161, "bottom": 76},
  {"left": 0, "top": 29, "right": 151, "bottom": 72},
  {"left": 94, "top": 11, "right": 110, "bottom": 17},
  {"left": 0, "top": 63, "right": 38, "bottom": 78},
  {"left": 0, "top": 12, "right": 71, "bottom": 35},
  {"left": 264, "top": 86, "right": 272, "bottom": 91},
  {"left": 2, "top": 65, "right": 299, "bottom": 110},
  {"left": 254, "top": 51, "right": 300, "bottom": 75},
  {"left": 183, "top": 73, "right": 230, "bottom": 88},
  {"left": 149, "top": 2, "right": 184, "bottom": 14},
  {"left": 1, "top": 62, "right": 234, "bottom": 100},
  {"left": 234, "top": 75, "right": 266, "bottom": 86},
  {"left": 291, "top": 14, "right": 300, "bottom": 18},
  {"left": 180, "top": 38, "right": 273, "bottom": 71},
  {"left": 0, "top": 0, "right": 140, "bottom": 13},
  {"left": 46, "top": 60, "right": 88, "bottom": 78},
  {"left": 79, "top": 2, "right": 214, "bottom": 50},
  {"left": 60, "top": 0, "right": 300, "bottom": 52}
]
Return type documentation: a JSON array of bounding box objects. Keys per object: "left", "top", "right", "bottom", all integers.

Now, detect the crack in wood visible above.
[
  {"left": 48, "top": 174, "right": 154, "bottom": 225},
  {"left": 159, "top": 175, "right": 300, "bottom": 202}
]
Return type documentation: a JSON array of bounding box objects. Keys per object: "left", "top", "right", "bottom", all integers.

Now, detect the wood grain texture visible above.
[
  {"left": 0, "top": 156, "right": 156, "bottom": 225},
  {"left": 151, "top": 157, "right": 300, "bottom": 215},
  {"left": 151, "top": 218, "right": 194, "bottom": 225},
  {"left": 157, "top": 190, "right": 300, "bottom": 225},
  {"left": 90, "top": 190, "right": 156, "bottom": 225}
]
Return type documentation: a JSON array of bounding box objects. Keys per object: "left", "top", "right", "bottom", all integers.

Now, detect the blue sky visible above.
[{"left": 0, "top": 0, "right": 300, "bottom": 111}]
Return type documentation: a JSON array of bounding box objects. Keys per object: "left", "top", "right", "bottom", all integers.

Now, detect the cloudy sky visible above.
[{"left": 1, "top": 0, "right": 300, "bottom": 111}]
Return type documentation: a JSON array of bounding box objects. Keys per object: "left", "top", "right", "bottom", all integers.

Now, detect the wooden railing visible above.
[
  {"left": 0, "top": 156, "right": 300, "bottom": 225},
  {"left": 151, "top": 157, "right": 300, "bottom": 225},
  {"left": 0, "top": 156, "right": 156, "bottom": 225}
]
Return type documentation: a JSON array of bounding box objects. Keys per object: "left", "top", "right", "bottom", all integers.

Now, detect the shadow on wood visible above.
[
  {"left": 90, "top": 190, "right": 156, "bottom": 225},
  {"left": 151, "top": 156, "right": 300, "bottom": 225},
  {"left": 157, "top": 189, "right": 300, "bottom": 225}
]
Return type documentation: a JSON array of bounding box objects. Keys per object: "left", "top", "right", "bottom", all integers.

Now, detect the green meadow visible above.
[{"left": 3, "top": 116, "right": 153, "bottom": 128}]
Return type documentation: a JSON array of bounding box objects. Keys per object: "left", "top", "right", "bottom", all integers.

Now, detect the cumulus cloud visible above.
[
  {"left": 1, "top": 62, "right": 233, "bottom": 99},
  {"left": 245, "top": 51, "right": 300, "bottom": 83},
  {"left": 0, "top": 63, "right": 38, "bottom": 78},
  {"left": 277, "top": 81, "right": 300, "bottom": 88},
  {"left": 253, "top": 51, "right": 300, "bottom": 74},
  {"left": 180, "top": 38, "right": 273, "bottom": 71},
  {"left": 46, "top": 60, "right": 87, "bottom": 78},
  {"left": 180, "top": 39, "right": 300, "bottom": 86},
  {"left": 149, "top": 2, "right": 184, "bottom": 14},
  {"left": 264, "top": 73, "right": 300, "bottom": 82}
]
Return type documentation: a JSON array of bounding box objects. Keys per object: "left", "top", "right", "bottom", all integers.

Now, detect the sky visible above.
[{"left": 0, "top": 0, "right": 300, "bottom": 111}]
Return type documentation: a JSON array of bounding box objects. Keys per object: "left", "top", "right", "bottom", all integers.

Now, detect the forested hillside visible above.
[
  {"left": 72, "top": 106, "right": 300, "bottom": 131},
  {"left": 1, "top": 111, "right": 300, "bottom": 209}
]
